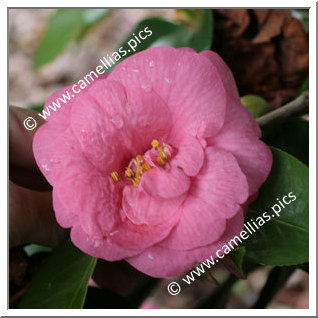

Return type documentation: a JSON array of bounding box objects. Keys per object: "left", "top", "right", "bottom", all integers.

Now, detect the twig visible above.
[
  {"left": 251, "top": 266, "right": 296, "bottom": 309},
  {"left": 257, "top": 91, "right": 309, "bottom": 128}
]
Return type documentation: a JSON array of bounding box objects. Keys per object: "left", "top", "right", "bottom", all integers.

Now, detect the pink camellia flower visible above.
[{"left": 33, "top": 46, "right": 272, "bottom": 278}]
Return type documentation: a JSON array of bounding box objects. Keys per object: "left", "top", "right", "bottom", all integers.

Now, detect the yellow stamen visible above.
[
  {"left": 112, "top": 140, "right": 170, "bottom": 186},
  {"left": 142, "top": 161, "right": 152, "bottom": 171},
  {"left": 132, "top": 178, "right": 140, "bottom": 187},
  {"left": 151, "top": 139, "right": 159, "bottom": 148},
  {"left": 135, "top": 169, "right": 142, "bottom": 179},
  {"left": 125, "top": 168, "right": 134, "bottom": 178},
  {"left": 136, "top": 155, "right": 144, "bottom": 164},
  {"left": 110, "top": 171, "right": 119, "bottom": 182},
  {"left": 158, "top": 157, "right": 165, "bottom": 166},
  {"left": 159, "top": 150, "right": 167, "bottom": 160}
]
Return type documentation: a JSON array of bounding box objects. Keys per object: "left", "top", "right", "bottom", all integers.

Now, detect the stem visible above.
[
  {"left": 251, "top": 266, "right": 296, "bottom": 309},
  {"left": 257, "top": 91, "right": 309, "bottom": 128},
  {"left": 198, "top": 274, "right": 238, "bottom": 309}
]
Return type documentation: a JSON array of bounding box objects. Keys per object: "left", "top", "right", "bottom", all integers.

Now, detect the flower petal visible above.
[
  {"left": 210, "top": 97, "right": 272, "bottom": 197},
  {"left": 122, "top": 185, "right": 185, "bottom": 225},
  {"left": 70, "top": 79, "right": 172, "bottom": 172},
  {"left": 140, "top": 166, "right": 190, "bottom": 199},
  {"left": 200, "top": 50, "right": 239, "bottom": 99},
  {"left": 70, "top": 224, "right": 141, "bottom": 261},
  {"left": 109, "top": 46, "right": 227, "bottom": 139},
  {"left": 169, "top": 134, "right": 205, "bottom": 176},
  {"left": 160, "top": 147, "right": 248, "bottom": 250},
  {"left": 126, "top": 210, "right": 244, "bottom": 278}
]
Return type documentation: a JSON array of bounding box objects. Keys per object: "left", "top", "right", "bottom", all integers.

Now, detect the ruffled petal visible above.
[
  {"left": 169, "top": 134, "right": 205, "bottom": 176},
  {"left": 108, "top": 46, "right": 227, "bottom": 140},
  {"left": 70, "top": 80, "right": 172, "bottom": 172},
  {"left": 126, "top": 210, "right": 244, "bottom": 278},
  {"left": 70, "top": 224, "right": 141, "bottom": 261},
  {"left": 122, "top": 184, "right": 185, "bottom": 225},
  {"left": 210, "top": 96, "right": 272, "bottom": 197},
  {"left": 33, "top": 75, "right": 109, "bottom": 184},
  {"left": 160, "top": 147, "right": 248, "bottom": 250},
  {"left": 200, "top": 50, "right": 239, "bottom": 99},
  {"left": 140, "top": 166, "right": 190, "bottom": 199}
]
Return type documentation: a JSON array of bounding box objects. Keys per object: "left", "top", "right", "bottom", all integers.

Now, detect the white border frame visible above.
[{"left": 3, "top": 1, "right": 316, "bottom": 316}]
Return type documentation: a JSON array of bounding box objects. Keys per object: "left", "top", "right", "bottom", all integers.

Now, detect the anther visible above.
[
  {"left": 110, "top": 171, "right": 119, "bottom": 182},
  {"left": 151, "top": 139, "right": 159, "bottom": 148},
  {"left": 125, "top": 168, "right": 134, "bottom": 178}
]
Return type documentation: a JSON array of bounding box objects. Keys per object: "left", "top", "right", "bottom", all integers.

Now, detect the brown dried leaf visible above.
[{"left": 213, "top": 9, "right": 309, "bottom": 108}]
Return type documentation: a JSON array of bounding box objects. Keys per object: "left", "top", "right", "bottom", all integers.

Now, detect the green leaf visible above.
[
  {"left": 262, "top": 118, "right": 309, "bottom": 165},
  {"left": 245, "top": 147, "right": 309, "bottom": 266},
  {"left": 240, "top": 95, "right": 272, "bottom": 118},
  {"left": 117, "top": 10, "right": 212, "bottom": 63},
  {"left": 29, "top": 104, "right": 44, "bottom": 113},
  {"left": 19, "top": 238, "right": 97, "bottom": 309},
  {"left": 34, "top": 9, "right": 110, "bottom": 68},
  {"left": 181, "top": 9, "right": 213, "bottom": 52},
  {"left": 222, "top": 247, "right": 246, "bottom": 279}
]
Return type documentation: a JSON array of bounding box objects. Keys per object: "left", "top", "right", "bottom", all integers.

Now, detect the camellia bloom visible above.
[{"left": 33, "top": 46, "right": 272, "bottom": 278}]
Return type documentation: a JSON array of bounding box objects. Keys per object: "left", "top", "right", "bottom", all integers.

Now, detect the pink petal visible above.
[
  {"left": 109, "top": 46, "right": 226, "bottom": 139},
  {"left": 70, "top": 80, "right": 172, "bottom": 172},
  {"left": 122, "top": 185, "right": 185, "bottom": 225},
  {"left": 169, "top": 134, "right": 205, "bottom": 176},
  {"left": 109, "top": 216, "right": 177, "bottom": 251},
  {"left": 160, "top": 147, "right": 248, "bottom": 250},
  {"left": 126, "top": 210, "right": 244, "bottom": 278},
  {"left": 210, "top": 97, "right": 272, "bottom": 197},
  {"left": 200, "top": 51, "right": 272, "bottom": 197},
  {"left": 200, "top": 50, "right": 239, "bottom": 99},
  {"left": 70, "top": 224, "right": 141, "bottom": 261},
  {"left": 140, "top": 166, "right": 190, "bottom": 199},
  {"left": 33, "top": 75, "right": 109, "bottom": 184}
]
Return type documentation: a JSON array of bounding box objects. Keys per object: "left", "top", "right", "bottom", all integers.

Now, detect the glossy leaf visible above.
[
  {"left": 240, "top": 95, "right": 272, "bottom": 118},
  {"left": 34, "top": 9, "right": 110, "bottom": 68},
  {"left": 117, "top": 9, "right": 212, "bottom": 63},
  {"left": 245, "top": 147, "right": 309, "bottom": 266},
  {"left": 262, "top": 118, "right": 309, "bottom": 165},
  {"left": 222, "top": 247, "right": 246, "bottom": 279},
  {"left": 19, "top": 238, "right": 97, "bottom": 309}
]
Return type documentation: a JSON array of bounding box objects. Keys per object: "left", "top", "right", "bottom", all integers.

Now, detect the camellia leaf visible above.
[
  {"left": 240, "top": 95, "right": 272, "bottom": 118},
  {"left": 245, "top": 147, "right": 309, "bottom": 266},
  {"left": 19, "top": 238, "right": 97, "bottom": 309},
  {"left": 179, "top": 9, "right": 213, "bottom": 52},
  {"left": 34, "top": 9, "right": 110, "bottom": 68},
  {"left": 117, "top": 9, "right": 212, "bottom": 63},
  {"left": 262, "top": 118, "right": 309, "bottom": 165},
  {"left": 222, "top": 247, "right": 246, "bottom": 279}
]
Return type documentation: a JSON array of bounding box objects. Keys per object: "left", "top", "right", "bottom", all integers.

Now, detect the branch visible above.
[
  {"left": 257, "top": 91, "right": 309, "bottom": 128},
  {"left": 251, "top": 266, "right": 296, "bottom": 309}
]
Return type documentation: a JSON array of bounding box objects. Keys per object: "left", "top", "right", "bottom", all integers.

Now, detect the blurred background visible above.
[{"left": 9, "top": 8, "right": 309, "bottom": 309}]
